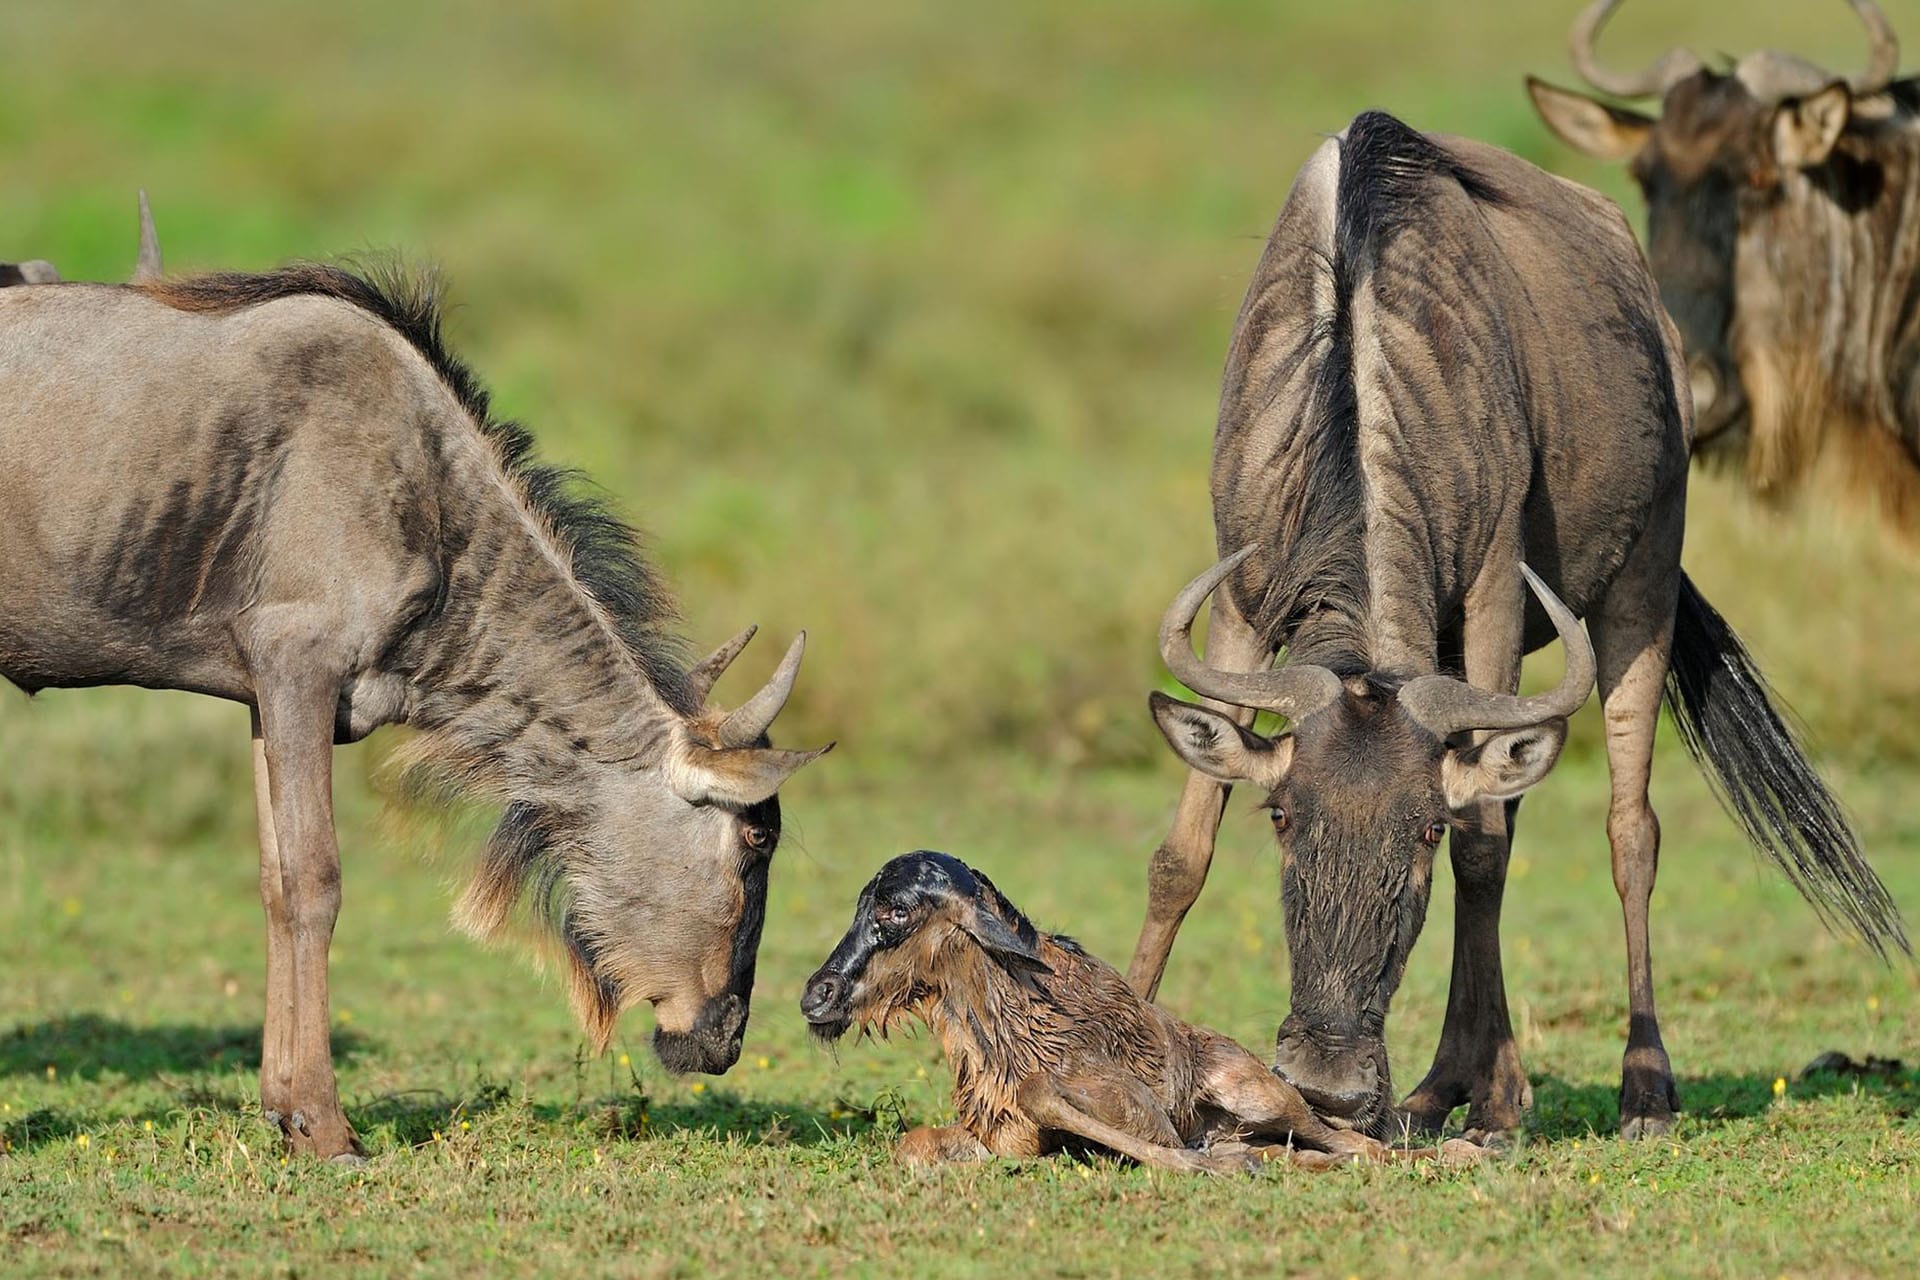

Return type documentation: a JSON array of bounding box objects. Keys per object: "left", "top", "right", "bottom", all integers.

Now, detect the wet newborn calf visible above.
[{"left": 801, "top": 851, "right": 1476, "bottom": 1173}]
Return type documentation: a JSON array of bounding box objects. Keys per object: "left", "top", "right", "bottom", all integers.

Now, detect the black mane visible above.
[
  {"left": 1257, "top": 111, "right": 1507, "bottom": 674},
  {"left": 146, "top": 263, "right": 692, "bottom": 709}
]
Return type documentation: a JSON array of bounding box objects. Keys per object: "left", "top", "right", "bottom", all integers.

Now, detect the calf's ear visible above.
[
  {"left": 1149, "top": 691, "right": 1293, "bottom": 788},
  {"left": 1526, "top": 77, "right": 1655, "bottom": 162},
  {"left": 1442, "top": 718, "right": 1568, "bottom": 809},
  {"left": 1773, "top": 82, "right": 1851, "bottom": 169},
  {"left": 956, "top": 900, "right": 1051, "bottom": 978}
]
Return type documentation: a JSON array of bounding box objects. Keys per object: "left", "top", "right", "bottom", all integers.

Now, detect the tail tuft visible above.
[{"left": 1665, "top": 574, "right": 1908, "bottom": 958}]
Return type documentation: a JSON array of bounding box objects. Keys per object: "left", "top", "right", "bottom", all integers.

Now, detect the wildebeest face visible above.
[
  {"left": 1527, "top": 0, "right": 1894, "bottom": 461},
  {"left": 566, "top": 772, "right": 788, "bottom": 1076},
  {"left": 461, "top": 628, "right": 829, "bottom": 1077},
  {"left": 1151, "top": 688, "right": 1567, "bottom": 1132},
  {"left": 1531, "top": 72, "right": 1858, "bottom": 451},
  {"left": 800, "top": 851, "right": 1048, "bottom": 1041}
]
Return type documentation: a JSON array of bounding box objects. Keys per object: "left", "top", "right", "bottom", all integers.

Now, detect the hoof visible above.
[
  {"left": 1620, "top": 1112, "right": 1674, "bottom": 1142},
  {"left": 1461, "top": 1125, "right": 1522, "bottom": 1150},
  {"left": 1438, "top": 1137, "right": 1491, "bottom": 1167}
]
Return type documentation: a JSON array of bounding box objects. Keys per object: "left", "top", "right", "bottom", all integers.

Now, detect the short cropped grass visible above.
[{"left": 2, "top": 1, "right": 1918, "bottom": 1277}]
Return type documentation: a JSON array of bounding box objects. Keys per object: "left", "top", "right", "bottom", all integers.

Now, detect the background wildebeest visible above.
[
  {"left": 1127, "top": 109, "right": 1907, "bottom": 1143},
  {"left": 0, "top": 191, "right": 161, "bottom": 288},
  {"left": 0, "top": 264, "right": 828, "bottom": 1159},
  {"left": 1529, "top": 0, "right": 1920, "bottom": 529},
  {"left": 801, "top": 850, "right": 1482, "bottom": 1171}
]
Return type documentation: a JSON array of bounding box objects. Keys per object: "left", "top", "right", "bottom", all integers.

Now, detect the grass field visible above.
[{"left": 3, "top": 1, "right": 1919, "bottom": 1276}]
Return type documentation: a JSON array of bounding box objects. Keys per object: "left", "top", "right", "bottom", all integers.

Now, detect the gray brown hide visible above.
[
  {"left": 1530, "top": 0, "right": 1920, "bottom": 530},
  {"left": 1128, "top": 110, "right": 1905, "bottom": 1145},
  {"left": 0, "top": 265, "right": 828, "bottom": 1159}
]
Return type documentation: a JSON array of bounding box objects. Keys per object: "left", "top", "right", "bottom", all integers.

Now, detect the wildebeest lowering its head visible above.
[{"left": 1529, "top": 1, "right": 1920, "bottom": 524}]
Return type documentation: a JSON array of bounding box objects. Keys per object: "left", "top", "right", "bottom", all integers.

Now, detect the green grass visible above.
[{"left": 3, "top": 0, "right": 1919, "bottom": 1275}]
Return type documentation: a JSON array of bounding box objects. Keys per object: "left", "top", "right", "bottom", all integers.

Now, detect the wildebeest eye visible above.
[
  {"left": 875, "top": 903, "right": 912, "bottom": 930},
  {"left": 1269, "top": 805, "right": 1290, "bottom": 834},
  {"left": 1421, "top": 821, "right": 1447, "bottom": 848},
  {"left": 742, "top": 823, "right": 774, "bottom": 852}
]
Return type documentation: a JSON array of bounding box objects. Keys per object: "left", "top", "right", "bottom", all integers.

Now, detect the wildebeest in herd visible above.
[{"left": 0, "top": 2, "right": 1911, "bottom": 1170}]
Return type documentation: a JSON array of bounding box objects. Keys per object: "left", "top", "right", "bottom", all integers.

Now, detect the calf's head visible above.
[
  {"left": 800, "top": 851, "right": 1048, "bottom": 1041},
  {"left": 1150, "top": 550, "right": 1593, "bottom": 1133},
  {"left": 1527, "top": 0, "right": 1904, "bottom": 469}
]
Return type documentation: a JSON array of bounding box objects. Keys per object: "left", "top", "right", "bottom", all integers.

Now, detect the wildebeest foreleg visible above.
[
  {"left": 1126, "top": 595, "right": 1271, "bottom": 1000},
  {"left": 255, "top": 680, "right": 363, "bottom": 1161},
  {"left": 250, "top": 708, "right": 296, "bottom": 1132},
  {"left": 1589, "top": 515, "right": 1683, "bottom": 1140},
  {"left": 1402, "top": 564, "right": 1530, "bottom": 1141}
]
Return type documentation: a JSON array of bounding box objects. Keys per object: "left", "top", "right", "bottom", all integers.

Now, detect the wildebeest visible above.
[
  {"left": 1125, "top": 109, "right": 1907, "bottom": 1142},
  {"left": 0, "top": 191, "right": 163, "bottom": 288},
  {"left": 1529, "top": 0, "right": 1920, "bottom": 526},
  {"left": 0, "top": 262, "right": 829, "bottom": 1160},
  {"left": 801, "top": 851, "right": 1483, "bottom": 1171}
]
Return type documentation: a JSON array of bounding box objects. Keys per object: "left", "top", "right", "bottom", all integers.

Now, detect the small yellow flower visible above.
[
  {"left": 592, "top": 1147, "right": 603, "bottom": 1164},
  {"left": 460, "top": 1120, "right": 471, "bottom": 1131},
  {"left": 44, "top": 1065, "right": 56, "bottom": 1081},
  {"left": 756, "top": 1056, "right": 771, "bottom": 1070},
  {"left": 1076, "top": 1164, "right": 1091, "bottom": 1179},
  {"left": 142, "top": 1120, "right": 153, "bottom": 1132},
  {"left": 336, "top": 1009, "right": 354, "bottom": 1025},
  {"left": 62, "top": 898, "right": 81, "bottom": 918},
  {"left": 617, "top": 1053, "right": 631, "bottom": 1067},
  {"left": 1589, "top": 1172, "right": 1600, "bottom": 1185},
  {"left": 75, "top": 1133, "right": 90, "bottom": 1149},
  {"left": 1867, "top": 995, "right": 1880, "bottom": 1012},
  {"left": 1773, "top": 1077, "right": 1787, "bottom": 1098}
]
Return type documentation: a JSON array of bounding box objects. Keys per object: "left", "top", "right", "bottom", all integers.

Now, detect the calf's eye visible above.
[
  {"left": 1421, "top": 822, "right": 1447, "bottom": 848},
  {"left": 1269, "top": 806, "right": 1290, "bottom": 834},
  {"left": 742, "top": 824, "right": 773, "bottom": 851}
]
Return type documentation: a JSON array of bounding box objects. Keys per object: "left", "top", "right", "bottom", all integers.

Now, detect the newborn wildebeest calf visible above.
[{"left": 801, "top": 852, "right": 1478, "bottom": 1173}]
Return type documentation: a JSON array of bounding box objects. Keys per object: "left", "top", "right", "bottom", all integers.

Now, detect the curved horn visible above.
[
  {"left": 717, "top": 631, "right": 806, "bottom": 747},
  {"left": 1569, "top": 0, "right": 1702, "bottom": 99},
  {"left": 1847, "top": 0, "right": 1899, "bottom": 94},
  {"left": 1399, "top": 565, "right": 1596, "bottom": 738},
  {"left": 131, "top": 190, "right": 162, "bottom": 284},
  {"left": 685, "top": 624, "right": 758, "bottom": 705},
  {"left": 1158, "top": 547, "right": 1341, "bottom": 720}
]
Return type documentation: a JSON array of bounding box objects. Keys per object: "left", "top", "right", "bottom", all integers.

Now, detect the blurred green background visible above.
[{"left": 2, "top": 3, "right": 1917, "bottom": 1276}]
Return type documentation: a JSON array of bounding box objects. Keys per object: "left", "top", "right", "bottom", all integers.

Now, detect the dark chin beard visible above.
[{"left": 807, "top": 1018, "right": 851, "bottom": 1044}]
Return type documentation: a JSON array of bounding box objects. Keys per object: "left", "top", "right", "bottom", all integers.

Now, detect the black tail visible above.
[{"left": 1665, "top": 573, "right": 1908, "bottom": 958}]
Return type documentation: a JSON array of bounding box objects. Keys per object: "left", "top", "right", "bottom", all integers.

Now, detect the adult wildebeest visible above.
[
  {"left": 1529, "top": 0, "right": 1920, "bottom": 527},
  {"left": 1126, "top": 109, "right": 1907, "bottom": 1142},
  {"left": 801, "top": 851, "right": 1482, "bottom": 1172},
  {"left": 0, "top": 262, "right": 829, "bottom": 1160},
  {"left": 0, "top": 191, "right": 163, "bottom": 288}
]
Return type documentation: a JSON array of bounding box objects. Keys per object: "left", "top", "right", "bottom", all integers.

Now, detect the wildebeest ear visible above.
[
  {"left": 1526, "top": 77, "right": 1654, "bottom": 162},
  {"left": 1441, "top": 719, "right": 1569, "bottom": 809},
  {"left": 667, "top": 740, "right": 832, "bottom": 808},
  {"left": 954, "top": 898, "right": 1050, "bottom": 978},
  {"left": 1773, "top": 82, "right": 1851, "bottom": 169},
  {"left": 1, "top": 260, "right": 61, "bottom": 285},
  {"left": 1149, "top": 692, "right": 1293, "bottom": 788}
]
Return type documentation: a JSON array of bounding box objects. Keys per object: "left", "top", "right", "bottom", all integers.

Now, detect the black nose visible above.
[
  {"left": 1272, "top": 1028, "right": 1381, "bottom": 1119},
  {"left": 800, "top": 973, "right": 845, "bottom": 1023}
]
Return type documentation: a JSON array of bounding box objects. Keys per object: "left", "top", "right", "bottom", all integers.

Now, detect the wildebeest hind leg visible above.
[
  {"left": 1403, "top": 563, "right": 1530, "bottom": 1142},
  {"left": 1194, "top": 1037, "right": 1385, "bottom": 1166},
  {"left": 1015, "top": 1075, "right": 1241, "bottom": 1174},
  {"left": 254, "top": 673, "right": 363, "bottom": 1161},
  {"left": 250, "top": 708, "right": 296, "bottom": 1132},
  {"left": 1588, "top": 513, "right": 1683, "bottom": 1140},
  {"left": 1126, "top": 595, "right": 1271, "bottom": 1000}
]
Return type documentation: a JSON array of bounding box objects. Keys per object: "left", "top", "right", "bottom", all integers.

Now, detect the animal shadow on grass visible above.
[
  {"left": 0, "top": 1013, "right": 370, "bottom": 1082},
  {"left": 520, "top": 1088, "right": 896, "bottom": 1151},
  {"left": 1525, "top": 1064, "right": 1918, "bottom": 1142}
]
